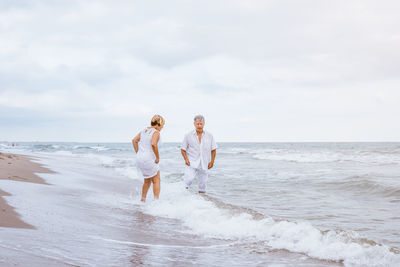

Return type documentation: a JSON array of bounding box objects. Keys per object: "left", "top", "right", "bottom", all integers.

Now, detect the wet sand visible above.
[
  {"left": 0, "top": 246, "right": 74, "bottom": 267},
  {"left": 0, "top": 153, "right": 68, "bottom": 266},
  {"left": 0, "top": 152, "right": 53, "bottom": 229}
]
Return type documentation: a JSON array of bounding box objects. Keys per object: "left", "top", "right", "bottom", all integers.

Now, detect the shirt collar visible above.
[{"left": 192, "top": 129, "right": 205, "bottom": 136}]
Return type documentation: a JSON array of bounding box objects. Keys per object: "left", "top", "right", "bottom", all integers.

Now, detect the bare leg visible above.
[
  {"left": 141, "top": 178, "right": 152, "bottom": 202},
  {"left": 152, "top": 171, "right": 160, "bottom": 199}
]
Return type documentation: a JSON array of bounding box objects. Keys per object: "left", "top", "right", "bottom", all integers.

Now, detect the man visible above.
[{"left": 181, "top": 115, "right": 217, "bottom": 193}]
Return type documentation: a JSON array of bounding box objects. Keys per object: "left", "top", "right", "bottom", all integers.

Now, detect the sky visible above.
[{"left": 1, "top": 0, "right": 400, "bottom": 142}]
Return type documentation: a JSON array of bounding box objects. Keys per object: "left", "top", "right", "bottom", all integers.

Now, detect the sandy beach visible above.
[
  {"left": 0, "top": 153, "right": 73, "bottom": 266},
  {"left": 0, "top": 153, "right": 53, "bottom": 229}
]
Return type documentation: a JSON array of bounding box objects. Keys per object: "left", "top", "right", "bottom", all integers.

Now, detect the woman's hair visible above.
[{"left": 151, "top": 114, "right": 165, "bottom": 126}]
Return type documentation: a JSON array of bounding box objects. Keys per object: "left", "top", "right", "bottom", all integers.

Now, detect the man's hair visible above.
[{"left": 194, "top": 115, "right": 205, "bottom": 122}]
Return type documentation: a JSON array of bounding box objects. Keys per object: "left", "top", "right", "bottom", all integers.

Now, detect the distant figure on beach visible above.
[
  {"left": 132, "top": 115, "right": 165, "bottom": 202},
  {"left": 181, "top": 115, "right": 217, "bottom": 193}
]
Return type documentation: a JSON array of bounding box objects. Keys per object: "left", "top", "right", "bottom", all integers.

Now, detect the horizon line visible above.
[{"left": 1, "top": 140, "right": 400, "bottom": 144}]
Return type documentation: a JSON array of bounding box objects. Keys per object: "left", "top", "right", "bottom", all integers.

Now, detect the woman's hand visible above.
[
  {"left": 151, "top": 131, "right": 160, "bottom": 164},
  {"left": 132, "top": 133, "right": 141, "bottom": 153},
  {"left": 185, "top": 159, "right": 190, "bottom": 166}
]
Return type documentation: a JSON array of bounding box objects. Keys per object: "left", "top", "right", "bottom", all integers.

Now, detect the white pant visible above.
[{"left": 184, "top": 166, "right": 208, "bottom": 192}]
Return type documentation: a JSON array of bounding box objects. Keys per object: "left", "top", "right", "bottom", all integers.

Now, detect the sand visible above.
[{"left": 0, "top": 152, "right": 54, "bottom": 229}]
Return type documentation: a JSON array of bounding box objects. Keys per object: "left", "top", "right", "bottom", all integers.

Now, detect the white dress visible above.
[{"left": 136, "top": 127, "right": 160, "bottom": 179}]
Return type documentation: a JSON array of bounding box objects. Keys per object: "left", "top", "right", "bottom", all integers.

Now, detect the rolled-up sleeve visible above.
[
  {"left": 211, "top": 135, "right": 218, "bottom": 150},
  {"left": 181, "top": 134, "right": 188, "bottom": 150}
]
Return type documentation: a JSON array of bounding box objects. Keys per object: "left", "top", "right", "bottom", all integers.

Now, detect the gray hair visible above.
[{"left": 194, "top": 114, "right": 205, "bottom": 122}]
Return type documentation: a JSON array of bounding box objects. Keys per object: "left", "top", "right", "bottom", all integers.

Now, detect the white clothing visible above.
[
  {"left": 181, "top": 130, "right": 217, "bottom": 171},
  {"left": 136, "top": 127, "right": 160, "bottom": 179},
  {"left": 184, "top": 165, "right": 208, "bottom": 192}
]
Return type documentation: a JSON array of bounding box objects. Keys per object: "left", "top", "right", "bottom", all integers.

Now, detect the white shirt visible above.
[{"left": 181, "top": 130, "right": 218, "bottom": 171}]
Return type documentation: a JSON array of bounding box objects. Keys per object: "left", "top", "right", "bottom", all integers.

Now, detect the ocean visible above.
[{"left": 1, "top": 141, "right": 399, "bottom": 266}]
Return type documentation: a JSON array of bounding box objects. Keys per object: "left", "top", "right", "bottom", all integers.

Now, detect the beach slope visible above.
[{"left": 0, "top": 152, "right": 53, "bottom": 228}]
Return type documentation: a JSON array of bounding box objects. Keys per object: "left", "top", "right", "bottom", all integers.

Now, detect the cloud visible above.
[{"left": 0, "top": 0, "right": 399, "bottom": 141}]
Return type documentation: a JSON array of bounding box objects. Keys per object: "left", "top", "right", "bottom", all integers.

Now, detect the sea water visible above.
[{"left": 0, "top": 142, "right": 399, "bottom": 266}]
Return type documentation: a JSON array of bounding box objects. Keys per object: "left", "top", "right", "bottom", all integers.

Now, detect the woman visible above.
[{"left": 132, "top": 115, "right": 165, "bottom": 202}]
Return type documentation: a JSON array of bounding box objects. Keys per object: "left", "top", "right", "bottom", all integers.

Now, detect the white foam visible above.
[
  {"left": 91, "top": 236, "right": 237, "bottom": 249},
  {"left": 82, "top": 153, "right": 116, "bottom": 165},
  {"left": 115, "top": 166, "right": 141, "bottom": 181},
  {"left": 252, "top": 149, "right": 400, "bottom": 164},
  {"left": 142, "top": 182, "right": 400, "bottom": 266},
  {"left": 53, "top": 150, "right": 74, "bottom": 156},
  {"left": 0, "top": 143, "right": 11, "bottom": 148},
  {"left": 89, "top": 146, "right": 110, "bottom": 151}
]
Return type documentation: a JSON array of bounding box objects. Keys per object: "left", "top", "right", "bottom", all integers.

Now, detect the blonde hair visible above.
[{"left": 151, "top": 114, "right": 165, "bottom": 127}]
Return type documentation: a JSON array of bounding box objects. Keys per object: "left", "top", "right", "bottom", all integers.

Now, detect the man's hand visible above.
[
  {"left": 155, "top": 158, "right": 159, "bottom": 164},
  {"left": 181, "top": 149, "right": 190, "bottom": 166},
  {"left": 208, "top": 161, "right": 214, "bottom": 169}
]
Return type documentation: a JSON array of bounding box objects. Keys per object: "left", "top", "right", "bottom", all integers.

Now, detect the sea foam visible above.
[{"left": 142, "top": 182, "right": 400, "bottom": 267}]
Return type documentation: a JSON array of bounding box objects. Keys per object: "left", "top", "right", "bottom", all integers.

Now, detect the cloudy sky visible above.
[{"left": 1, "top": 0, "right": 399, "bottom": 142}]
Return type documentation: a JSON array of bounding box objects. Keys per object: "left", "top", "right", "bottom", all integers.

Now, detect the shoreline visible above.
[{"left": 0, "top": 152, "right": 54, "bottom": 229}]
